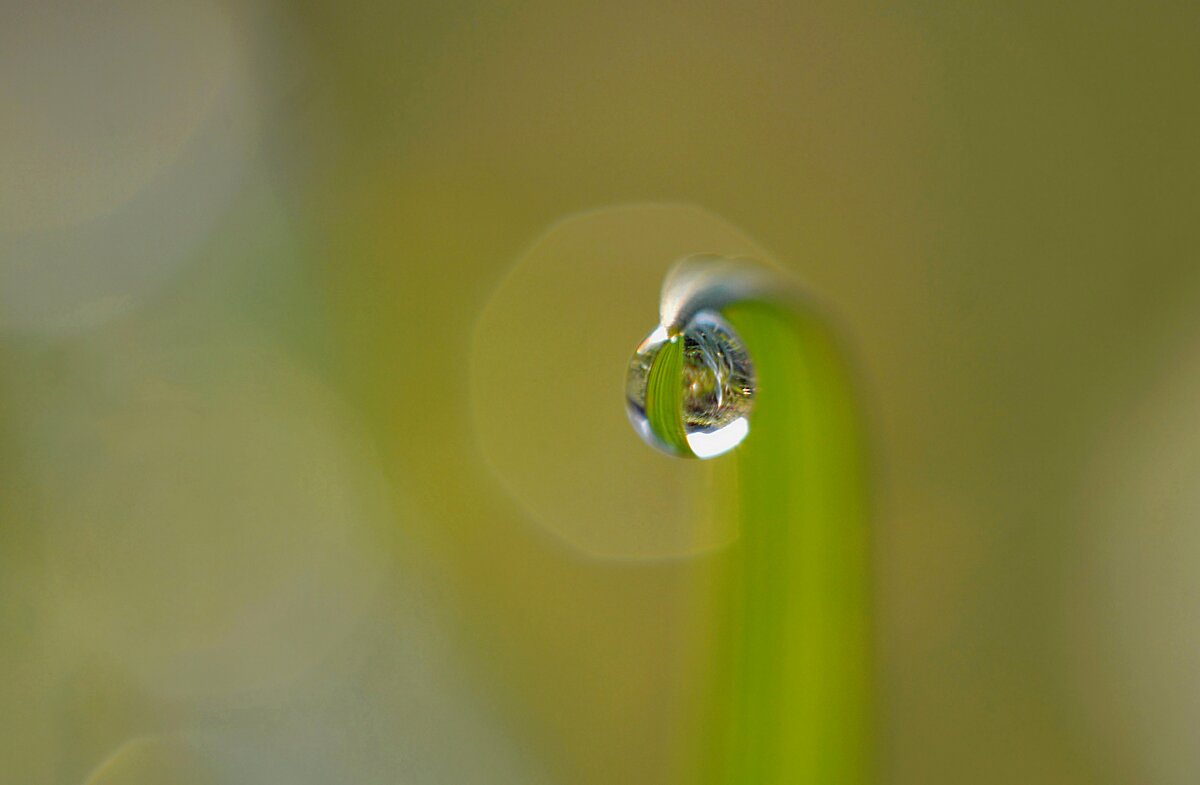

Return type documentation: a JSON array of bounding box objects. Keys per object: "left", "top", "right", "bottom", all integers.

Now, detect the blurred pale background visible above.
[{"left": 1, "top": 0, "right": 1198, "bottom": 783}]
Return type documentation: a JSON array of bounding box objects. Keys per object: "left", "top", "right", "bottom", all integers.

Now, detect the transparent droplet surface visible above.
[{"left": 626, "top": 309, "right": 755, "bottom": 458}]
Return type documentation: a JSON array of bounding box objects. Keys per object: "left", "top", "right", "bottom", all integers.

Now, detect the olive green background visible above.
[{"left": 1, "top": 0, "right": 1198, "bottom": 783}]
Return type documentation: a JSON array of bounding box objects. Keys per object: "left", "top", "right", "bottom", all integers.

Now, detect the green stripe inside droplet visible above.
[{"left": 643, "top": 335, "right": 692, "bottom": 456}]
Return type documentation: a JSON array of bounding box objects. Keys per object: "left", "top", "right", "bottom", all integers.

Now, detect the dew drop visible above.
[{"left": 626, "top": 309, "right": 755, "bottom": 458}]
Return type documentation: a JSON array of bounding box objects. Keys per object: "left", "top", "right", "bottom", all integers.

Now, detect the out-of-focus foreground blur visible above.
[{"left": 2, "top": 1, "right": 1198, "bottom": 783}]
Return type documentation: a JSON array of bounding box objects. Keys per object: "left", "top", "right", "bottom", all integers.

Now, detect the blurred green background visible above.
[{"left": 2, "top": 0, "right": 1198, "bottom": 783}]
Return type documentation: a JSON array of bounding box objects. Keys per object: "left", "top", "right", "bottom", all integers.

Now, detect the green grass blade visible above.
[{"left": 649, "top": 296, "right": 871, "bottom": 785}]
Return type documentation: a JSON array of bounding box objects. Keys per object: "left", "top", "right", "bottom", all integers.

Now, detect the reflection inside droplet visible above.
[{"left": 626, "top": 309, "right": 755, "bottom": 458}]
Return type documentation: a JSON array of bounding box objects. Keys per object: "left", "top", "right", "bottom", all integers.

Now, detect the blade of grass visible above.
[{"left": 648, "top": 292, "right": 871, "bottom": 785}]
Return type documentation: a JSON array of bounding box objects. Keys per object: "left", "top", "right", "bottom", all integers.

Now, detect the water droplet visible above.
[{"left": 626, "top": 309, "right": 755, "bottom": 458}]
